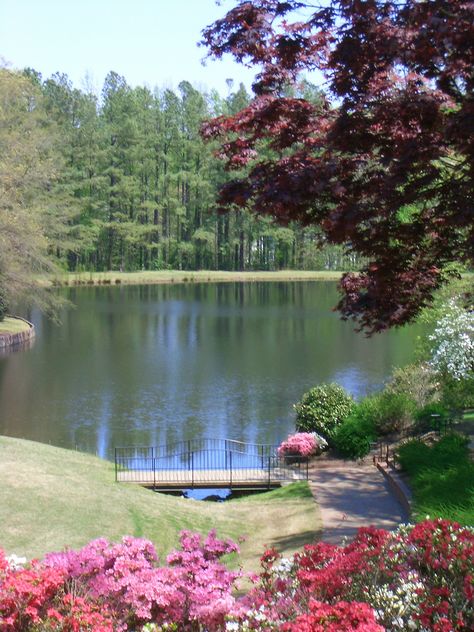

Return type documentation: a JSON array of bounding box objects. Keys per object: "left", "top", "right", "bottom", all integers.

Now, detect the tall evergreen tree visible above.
[{"left": 3, "top": 64, "right": 369, "bottom": 288}]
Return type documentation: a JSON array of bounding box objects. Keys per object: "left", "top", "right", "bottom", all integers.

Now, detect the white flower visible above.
[
  {"left": 428, "top": 298, "right": 474, "bottom": 380},
  {"left": 273, "top": 556, "right": 294, "bottom": 575},
  {"left": 6, "top": 553, "right": 27, "bottom": 570}
]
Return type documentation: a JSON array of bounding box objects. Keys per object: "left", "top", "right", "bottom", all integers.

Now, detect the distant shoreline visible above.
[{"left": 43, "top": 270, "right": 345, "bottom": 287}]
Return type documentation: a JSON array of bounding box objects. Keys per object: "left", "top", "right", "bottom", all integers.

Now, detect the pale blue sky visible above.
[{"left": 0, "top": 0, "right": 258, "bottom": 95}]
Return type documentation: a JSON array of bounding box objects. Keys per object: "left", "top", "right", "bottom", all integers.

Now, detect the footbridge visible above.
[{"left": 115, "top": 438, "right": 309, "bottom": 491}]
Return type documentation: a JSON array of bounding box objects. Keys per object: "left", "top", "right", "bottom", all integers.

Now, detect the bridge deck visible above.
[{"left": 116, "top": 467, "right": 299, "bottom": 490}]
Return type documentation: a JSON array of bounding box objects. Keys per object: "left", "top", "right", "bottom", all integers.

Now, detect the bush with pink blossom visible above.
[
  {"left": 0, "top": 530, "right": 240, "bottom": 631},
  {"left": 1, "top": 519, "right": 473, "bottom": 631},
  {"left": 277, "top": 432, "right": 321, "bottom": 459}
]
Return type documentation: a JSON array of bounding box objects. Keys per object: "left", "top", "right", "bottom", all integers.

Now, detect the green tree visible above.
[
  {"left": 11, "top": 67, "right": 374, "bottom": 278},
  {"left": 0, "top": 68, "right": 69, "bottom": 318}
]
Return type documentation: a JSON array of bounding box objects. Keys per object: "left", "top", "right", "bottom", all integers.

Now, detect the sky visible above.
[{"left": 0, "top": 0, "right": 258, "bottom": 96}]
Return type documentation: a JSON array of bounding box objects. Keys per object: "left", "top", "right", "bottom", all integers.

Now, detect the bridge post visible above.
[
  {"left": 191, "top": 452, "right": 194, "bottom": 488},
  {"left": 115, "top": 448, "right": 118, "bottom": 482},
  {"left": 267, "top": 456, "right": 271, "bottom": 489},
  {"left": 229, "top": 451, "right": 233, "bottom": 488}
]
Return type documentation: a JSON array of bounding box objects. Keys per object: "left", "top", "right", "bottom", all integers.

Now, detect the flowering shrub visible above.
[
  {"left": 0, "top": 531, "right": 240, "bottom": 631},
  {"left": 226, "top": 520, "right": 474, "bottom": 631},
  {"left": 277, "top": 432, "right": 321, "bottom": 458},
  {"left": 1, "top": 519, "right": 473, "bottom": 631},
  {"left": 429, "top": 298, "right": 474, "bottom": 381},
  {"left": 282, "top": 600, "right": 384, "bottom": 632},
  {"left": 0, "top": 559, "right": 68, "bottom": 631}
]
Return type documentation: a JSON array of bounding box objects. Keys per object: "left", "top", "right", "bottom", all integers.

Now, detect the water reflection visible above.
[
  {"left": 0, "top": 336, "right": 35, "bottom": 357},
  {"left": 0, "top": 282, "right": 424, "bottom": 458}
]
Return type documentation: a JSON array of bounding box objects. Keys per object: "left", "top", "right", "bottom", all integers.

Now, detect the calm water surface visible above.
[{"left": 0, "top": 282, "right": 423, "bottom": 458}]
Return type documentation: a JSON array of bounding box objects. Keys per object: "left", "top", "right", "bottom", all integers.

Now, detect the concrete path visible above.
[{"left": 308, "top": 463, "right": 409, "bottom": 544}]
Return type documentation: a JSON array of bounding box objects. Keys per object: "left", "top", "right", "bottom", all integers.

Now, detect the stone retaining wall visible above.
[
  {"left": 376, "top": 462, "right": 412, "bottom": 518},
  {"left": 0, "top": 318, "right": 35, "bottom": 350}
]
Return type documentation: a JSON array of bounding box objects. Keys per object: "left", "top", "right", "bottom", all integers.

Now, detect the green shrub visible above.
[
  {"left": 395, "top": 439, "right": 434, "bottom": 476},
  {"left": 441, "top": 376, "right": 474, "bottom": 409},
  {"left": 431, "top": 432, "right": 470, "bottom": 466},
  {"left": 414, "top": 402, "right": 450, "bottom": 431},
  {"left": 333, "top": 408, "right": 377, "bottom": 459},
  {"left": 396, "top": 433, "right": 469, "bottom": 475},
  {"left": 366, "top": 391, "right": 417, "bottom": 435},
  {"left": 294, "top": 383, "right": 354, "bottom": 439}
]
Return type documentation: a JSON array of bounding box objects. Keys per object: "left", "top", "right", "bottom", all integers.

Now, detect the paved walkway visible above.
[{"left": 308, "top": 462, "right": 409, "bottom": 543}]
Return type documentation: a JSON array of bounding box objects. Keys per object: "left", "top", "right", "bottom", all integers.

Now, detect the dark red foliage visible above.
[{"left": 201, "top": 0, "right": 474, "bottom": 333}]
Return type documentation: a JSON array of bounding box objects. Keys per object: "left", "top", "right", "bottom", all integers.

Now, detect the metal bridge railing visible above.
[
  {"left": 115, "top": 439, "right": 309, "bottom": 489},
  {"left": 373, "top": 413, "right": 460, "bottom": 467},
  {"left": 115, "top": 438, "right": 276, "bottom": 460}
]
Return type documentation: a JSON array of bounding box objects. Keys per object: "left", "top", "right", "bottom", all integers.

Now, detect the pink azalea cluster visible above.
[
  {"left": 0, "top": 519, "right": 473, "bottom": 631},
  {"left": 277, "top": 432, "right": 318, "bottom": 457},
  {"left": 0, "top": 559, "right": 112, "bottom": 630},
  {"left": 0, "top": 530, "right": 239, "bottom": 631}
]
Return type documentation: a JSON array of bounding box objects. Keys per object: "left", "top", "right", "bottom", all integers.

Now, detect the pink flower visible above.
[
  {"left": 2, "top": 519, "right": 473, "bottom": 630},
  {"left": 278, "top": 432, "right": 319, "bottom": 457}
]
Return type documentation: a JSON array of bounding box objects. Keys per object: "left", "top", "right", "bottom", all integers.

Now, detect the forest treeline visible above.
[{"left": 1, "top": 67, "right": 363, "bottom": 281}]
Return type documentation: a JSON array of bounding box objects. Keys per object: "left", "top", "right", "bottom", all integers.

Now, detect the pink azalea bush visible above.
[
  {"left": 0, "top": 559, "right": 113, "bottom": 631},
  {"left": 0, "top": 519, "right": 473, "bottom": 631},
  {"left": 0, "top": 530, "right": 239, "bottom": 631},
  {"left": 277, "top": 432, "right": 319, "bottom": 458}
]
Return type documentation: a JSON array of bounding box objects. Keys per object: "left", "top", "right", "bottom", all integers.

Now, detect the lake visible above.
[{"left": 0, "top": 282, "right": 423, "bottom": 459}]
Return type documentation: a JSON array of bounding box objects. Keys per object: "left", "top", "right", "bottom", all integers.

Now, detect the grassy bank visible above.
[
  {"left": 396, "top": 433, "right": 474, "bottom": 525},
  {"left": 43, "top": 270, "right": 344, "bottom": 287},
  {"left": 0, "top": 436, "right": 321, "bottom": 571},
  {"left": 0, "top": 317, "right": 31, "bottom": 335},
  {"left": 42, "top": 269, "right": 473, "bottom": 288}
]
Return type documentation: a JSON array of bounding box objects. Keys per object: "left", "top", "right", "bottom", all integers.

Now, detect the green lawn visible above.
[
  {"left": 0, "top": 317, "right": 31, "bottom": 335},
  {"left": 0, "top": 436, "right": 321, "bottom": 572},
  {"left": 42, "top": 269, "right": 344, "bottom": 287}
]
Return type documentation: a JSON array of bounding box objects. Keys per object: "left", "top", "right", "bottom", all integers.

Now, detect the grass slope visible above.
[
  {"left": 0, "top": 437, "right": 321, "bottom": 571},
  {"left": 396, "top": 433, "right": 474, "bottom": 525}
]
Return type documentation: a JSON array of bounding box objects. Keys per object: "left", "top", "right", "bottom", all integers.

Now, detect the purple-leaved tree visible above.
[{"left": 201, "top": 0, "right": 473, "bottom": 333}]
